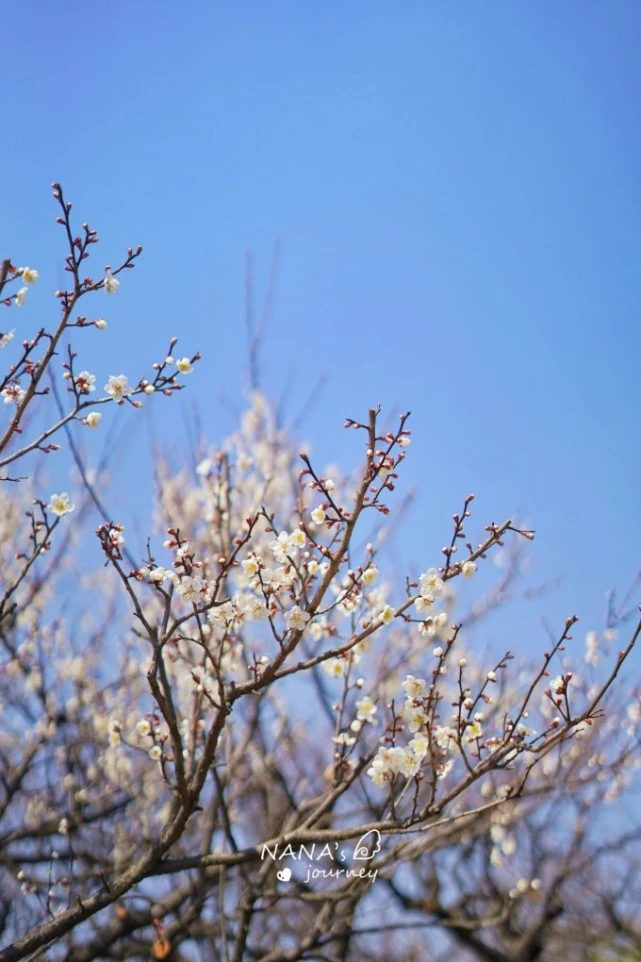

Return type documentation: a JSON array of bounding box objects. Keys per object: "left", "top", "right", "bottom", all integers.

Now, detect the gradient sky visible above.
[{"left": 2, "top": 1, "right": 640, "bottom": 653}]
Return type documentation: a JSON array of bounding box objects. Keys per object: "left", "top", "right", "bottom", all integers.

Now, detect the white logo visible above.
[
  {"left": 264, "top": 831, "right": 381, "bottom": 886},
  {"left": 353, "top": 829, "right": 381, "bottom": 860}
]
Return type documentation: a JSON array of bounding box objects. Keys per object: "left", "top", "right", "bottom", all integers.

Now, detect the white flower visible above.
[
  {"left": 208, "top": 601, "right": 233, "bottom": 628},
  {"left": 323, "top": 658, "right": 345, "bottom": 678},
  {"left": 462, "top": 560, "right": 477, "bottom": 578},
  {"left": 136, "top": 719, "right": 151, "bottom": 736},
  {"left": 409, "top": 733, "right": 429, "bottom": 757},
  {"left": 285, "top": 605, "right": 311, "bottom": 632},
  {"left": 176, "top": 357, "right": 193, "bottom": 374},
  {"left": 289, "top": 528, "right": 306, "bottom": 549},
  {"left": 402, "top": 674, "right": 427, "bottom": 699},
  {"left": 1, "top": 383, "right": 25, "bottom": 405},
  {"left": 398, "top": 435, "right": 411, "bottom": 448},
  {"left": 48, "top": 493, "right": 74, "bottom": 517},
  {"left": 550, "top": 675, "right": 565, "bottom": 695},
  {"left": 333, "top": 731, "right": 356, "bottom": 746},
  {"left": 104, "top": 523, "right": 126, "bottom": 550},
  {"left": 433, "top": 646, "right": 444, "bottom": 658},
  {"left": 311, "top": 506, "right": 326, "bottom": 524},
  {"left": 57, "top": 817, "right": 69, "bottom": 835},
  {"left": 15, "top": 286, "right": 28, "bottom": 307},
  {"left": 420, "top": 611, "right": 449, "bottom": 639},
  {"left": 95, "top": 318, "right": 108, "bottom": 330},
  {"left": 85, "top": 411, "right": 102, "bottom": 429},
  {"left": 104, "top": 374, "right": 132, "bottom": 402},
  {"left": 398, "top": 747, "right": 422, "bottom": 777},
  {"left": 75, "top": 370, "right": 96, "bottom": 394},
  {"left": 466, "top": 720, "right": 483, "bottom": 742},
  {"left": 144, "top": 383, "right": 155, "bottom": 394},
  {"left": 178, "top": 576, "right": 208, "bottom": 604},
  {"left": 270, "top": 531, "right": 292, "bottom": 562},
  {"left": 362, "top": 566, "right": 377, "bottom": 585},
  {"left": 367, "top": 747, "right": 399, "bottom": 784},
  {"left": 487, "top": 671, "right": 497, "bottom": 682},
  {"left": 415, "top": 594, "right": 434, "bottom": 613},
  {"left": 355, "top": 695, "right": 377, "bottom": 723},
  {"left": 0, "top": 330, "right": 15, "bottom": 349},
  {"left": 242, "top": 557, "right": 260, "bottom": 577},
  {"left": 379, "top": 605, "right": 395, "bottom": 625},
  {"left": 367, "top": 759, "right": 393, "bottom": 787},
  {"left": 434, "top": 726, "right": 459, "bottom": 752},
  {"left": 244, "top": 596, "right": 268, "bottom": 621},
  {"left": 19, "top": 267, "right": 39, "bottom": 284},
  {"left": 405, "top": 705, "right": 430, "bottom": 732},
  {"left": 148, "top": 745, "right": 162, "bottom": 761},
  {"left": 103, "top": 271, "right": 120, "bottom": 294},
  {"left": 420, "top": 568, "right": 443, "bottom": 598}
]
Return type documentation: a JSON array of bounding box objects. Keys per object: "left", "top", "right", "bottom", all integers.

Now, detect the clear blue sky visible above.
[{"left": 2, "top": 1, "right": 640, "bottom": 649}]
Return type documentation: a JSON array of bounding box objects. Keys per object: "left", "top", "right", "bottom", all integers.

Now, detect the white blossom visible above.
[
  {"left": 355, "top": 695, "right": 377, "bottom": 723},
  {"left": 379, "top": 605, "right": 395, "bottom": 625},
  {"left": 178, "top": 576, "right": 208, "bottom": 604},
  {"left": 85, "top": 411, "right": 102, "bottom": 429},
  {"left": 75, "top": 371, "right": 96, "bottom": 394},
  {"left": 285, "top": 605, "right": 310, "bottom": 632},
  {"left": 362, "top": 565, "right": 377, "bottom": 585},
  {"left": 1, "top": 383, "right": 25, "bottom": 405},
  {"left": 289, "top": 528, "right": 306, "bottom": 549},
  {"left": 105, "top": 374, "right": 132, "bottom": 402},
  {"left": 550, "top": 675, "right": 566, "bottom": 695},
  {"left": 333, "top": 731, "right": 356, "bottom": 746},
  {"left": 242, "top": 557, "right": 260, "bottom": 577},
  {"left": 103, "top": 271, "right": 120, "bottom": 294},
  {"left": 48, "top": 493, "right": 74, "bottom": 517},
  {"left": 322, "top": 658, "right": 345, "bottom": 679},
  {"left": 402, "top": 674, "right": 427, "bottom": 699},
  {"left": 19, "top": 266, "right": 39, "bottom": 284},
  {"left": 420, "top": 568, "right": 443, "bottom": 598}
]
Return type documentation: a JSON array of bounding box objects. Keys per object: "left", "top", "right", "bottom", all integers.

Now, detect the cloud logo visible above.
[
  {"left": 353, "top": 829, "right": 381, "bottom": 860},
  {"left": 277, "top": 867, "right": 292, "bottom": 882}
]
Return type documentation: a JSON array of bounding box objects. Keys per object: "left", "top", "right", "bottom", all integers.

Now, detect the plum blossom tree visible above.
[{"left": 0, "top": 187, "right": 640, "bottom": 962}]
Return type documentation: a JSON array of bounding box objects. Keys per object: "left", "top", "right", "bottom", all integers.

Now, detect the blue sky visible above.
[{"left": 2, "top": 1, "right": 640, "bottom": 650}]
